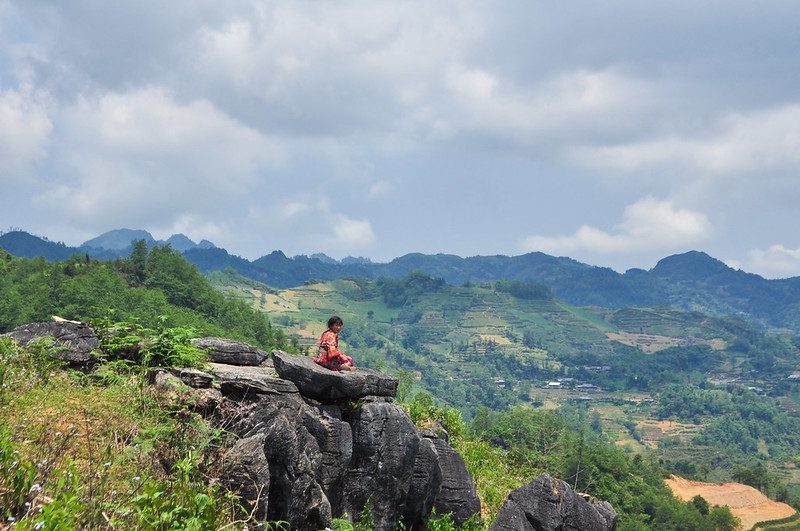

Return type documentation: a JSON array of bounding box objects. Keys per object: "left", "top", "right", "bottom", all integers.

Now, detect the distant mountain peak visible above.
[
  {"left": 651, "top": 250, "right": 732, "bottom": 280},
  {"left": 341, "top": 256, "right": 373, "bottom": 265},
  {"left": 82, "top": 229, "right": 155, "bottom": 250},
  {"left": 81, "top": 229, "right": 215, "bottom": 253},
  {"left": 308, "top": 253, "right": 338, "bottom": 264},
  {"left": 165, "top": 234, "right": 197, "bottom": 252}
]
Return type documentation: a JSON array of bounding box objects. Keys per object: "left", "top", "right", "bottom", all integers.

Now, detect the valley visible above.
[{"left": 209, "top": 270, "right": 800, "bottom": 512}]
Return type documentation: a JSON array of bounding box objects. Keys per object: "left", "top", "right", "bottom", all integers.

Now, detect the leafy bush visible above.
[
  {"left": 407, "top": 392, "right": 465, "bottom": 443},
  {"left": 141, "top": 317, "right": 206, "bottom": 369}
]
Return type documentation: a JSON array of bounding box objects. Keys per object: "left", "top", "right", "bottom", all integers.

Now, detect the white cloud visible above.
[
  {"left": 521, "top": 197, "right": 711, "bottom": 255},
  {"left": 281, "top": 202, "right": 310, "bottom": 218},
  {"left": 573, "top": 104, "right": 800, "bottom": 175},
  {"left": 743, "top": 245, "right": 800, "bottom": 279},
  {"left": 446, "top": 66, "right": 498, "bottom": 102},
  {"left": 32, "top": 87, "right": 285, "bottom": 226},
  {"left": 443, "top": 67, "right": 656, "bottom": 144},
  {"left": 0, "top": 86, "right": 52, "bottom": 178},
  {"left": 158, "top": 213, "right": 226, "bottom": 244},
  {"left": 368, "top": 180, "right": 393, "bottom": 199},
  {"left": 190, "top": 2, "right": 484, "bottom": 140},
  {"left": 332, "top": 214, "right": 375, "bottom": 251}
]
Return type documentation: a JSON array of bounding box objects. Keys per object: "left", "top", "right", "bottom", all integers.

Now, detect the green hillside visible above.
[
  {"left": 6, "top": 230, "right": 800, "bottom": 333},
  {"left": 209, "top": 269, "right": 800, "bottom": 506},
  {"left": 0, "top": 247, "right": 290, "bottom": 352},
  {"left": 209, "top": 270, "right": 800, "bottom": 406}
]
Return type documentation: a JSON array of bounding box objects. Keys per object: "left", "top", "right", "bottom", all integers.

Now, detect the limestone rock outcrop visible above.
[
  {"left": 191, "top": 337, "right": 269, "bottom": 366},
  {"left": 427, "top": 433, "right": 482, "bottom": 523},
  {"left": 151, "top": 347, "right": 478, "bottom": 530},
  {"left": 489, "top": 473, "right": 618, "bottom": 531},
  {"left": 1, "top": 320, "right": 100, "bottom": 367}
]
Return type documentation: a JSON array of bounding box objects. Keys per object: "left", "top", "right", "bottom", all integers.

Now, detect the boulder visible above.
[
  {"left": 404, "top": 434, "right": 443, "bottom": 530},
  {"left": 146, "top": 369, "right": 223, "bottom": 413},
  {"left": 1, "top": 320, "right": 100, "bottom": 367},
  {"left": 271, "top": 350, "right": 398, "bottom": 402},
  {"left": 489, "top": 473, "right": 618, "bottom": 531},
  {"left": 342, "top": 398, "right": 421, "bottom": 531},
  {"left": 301, "top": 403, "right": 353, "bottom": 515},
  {"left": 192, "top": 337, "right": 269, "bottom": 366},
  {"left": 429, "top": 434, "right": 481, "bottom": 526},
  {"left": 209, "top": 361, "right": 299, "bottom": 400},
  {"left": 255, "top": 408, "right": 331, "bottom": 531},
  {"left": 171, "top": 367, "right": 213, "bottom": 388},
  {"left": 220, "top": 433, "right": 271, "bottom": 520}
]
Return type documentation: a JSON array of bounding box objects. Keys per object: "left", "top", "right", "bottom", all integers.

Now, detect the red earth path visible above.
[{"left": 666, "top": 476, "right": 797, "bottom": 530}]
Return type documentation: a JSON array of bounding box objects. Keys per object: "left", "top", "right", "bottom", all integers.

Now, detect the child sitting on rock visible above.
[{"left": 314, "top": 316, "right": 356, "bottom": 371}]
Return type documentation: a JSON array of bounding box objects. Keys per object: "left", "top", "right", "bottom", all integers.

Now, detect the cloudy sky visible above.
[{"left": 1, "top": 1, "right": 799, "bottom": 278}]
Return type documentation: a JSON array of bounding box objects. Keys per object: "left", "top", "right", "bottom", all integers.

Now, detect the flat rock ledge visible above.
[
  {"left": 271, "top": 349, "right": 398, "bottom": 403},
  {"left": 191, "top": 337, "right": 269, "bottom": 366},
  {"left": 489, "top": 473, "right": 618, "bottom": 531}
]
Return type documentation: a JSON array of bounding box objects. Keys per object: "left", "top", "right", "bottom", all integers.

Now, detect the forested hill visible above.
[
  {"left": 3, "top": 229, "right": 800, "bottom": 333},
  {"left": 0, "top": 244, "right": 292, "bottom": 353}
]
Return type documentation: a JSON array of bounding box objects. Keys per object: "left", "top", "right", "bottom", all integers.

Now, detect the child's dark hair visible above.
[{"left": 328, "top": 316, "right": 343, "bottom": 329}]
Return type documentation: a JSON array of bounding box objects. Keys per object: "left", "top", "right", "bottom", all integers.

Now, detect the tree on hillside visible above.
[{"left": 127, "top": 238, "right": 148, "bottom": 286}]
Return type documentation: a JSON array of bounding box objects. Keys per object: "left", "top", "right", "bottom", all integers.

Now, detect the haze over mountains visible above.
[{"left": 2, "top": 228, "right": 800, "bottom": 334}]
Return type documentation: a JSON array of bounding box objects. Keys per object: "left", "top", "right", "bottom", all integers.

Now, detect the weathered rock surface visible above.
[
  {"left": 271, "top": 349, "right": 398, "bottom": 402},
  {"left": 489, "top": 473, "right": 618, "bottom": 531},
  {"left": 192, "top": 337, "right": 269, "bottom": 366},
  {"left": 343, "top": 398, "right": 421, "bottom": 530},
  {"left": 146, "top": 369, "right": 224, "bottom": 412},
  {"left": 429, "top": 434, "right": 482, "bottom": 526},
  {"left": 152, "top": 348, "right": 479, "bottom": 530},
  {"left": 220, "top": 432, "right": 271, "bottom": 519},
  {"left": 404, "top": 433, "right": 443, "bottom": 529},
  {"left": 1, "top": 320, "right": 100, "bottom": 367}
]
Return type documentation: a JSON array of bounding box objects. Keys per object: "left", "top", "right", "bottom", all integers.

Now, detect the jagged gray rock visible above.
[
  {"left": 220, "top": 432, "right": 270, "bottom": 520},
  {"left": 489, "top": 473, "right": 618, "bottom": 531},
  {"left": 271, "top": 349, "right": 398, "bottom": 402},
  {"left": 429, "top": 434, "right": 482, "bottom": 526},
  {"left": 404, "top": 434, "right": 443, "bottom": 530},
  {"left": 301, "top": 403, "right": 353, "bottom": 515},
  {"left": 260, "top": 407, "right": 332, "bottom": 529},
  {"left": 1, "top": 320, "right": 100, "bottom": 367},
  {"left": 171, "top": 367, "right": 213, "bottom": 388},
  {"left": 135, "top": 338, "right": 491, "bottom": 530},
  {"left": 342, "top": 398, "right": 421, "bottom": 531},
  {"left": 191, "top": 337, "right": 269, "bottom": 366},
  {"left": 193, "top": 352, "right": 477, "bottom": 530},
  {"left": 208, "top": 361, "right": 300, "bottom": 399},
  {"left": 146, "top": 369, "right": 223, "bottom": 413}
]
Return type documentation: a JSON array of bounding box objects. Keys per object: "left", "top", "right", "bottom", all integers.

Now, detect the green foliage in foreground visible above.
[{"left": 0, "top": 335, "right": 247, "bottom": 530}]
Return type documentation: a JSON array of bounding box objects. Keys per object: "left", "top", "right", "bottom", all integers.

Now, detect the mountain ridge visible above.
[{"left": 2, "top": 229, "right": 800, "bottom": 333}]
